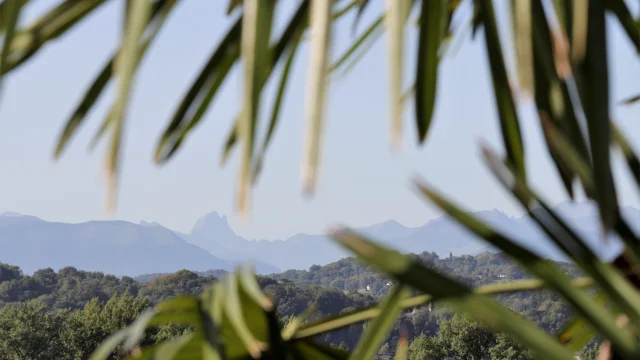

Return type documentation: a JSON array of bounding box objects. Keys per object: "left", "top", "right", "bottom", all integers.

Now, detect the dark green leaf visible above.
[
  {"left": 331, "top": 230, "right": 575, "bottom": 360},
  {"left": 414, "top": 0, "right": 446, "bottom": 143},
  {"left": 578, "top": 0, "right": 618, "bottom": 232},
  {"left": 480, "top": 0, "right": 525, "bottom": 181},
  {"left": 155, "top": 17, "right": 243, "bottom": 163},
  {"left": 605, "top": 0, "right": 640, "bottom": 53},
  {"left": 481, "top": 144, "right": 640, "bottom": 329},
  {"left": 414, "top": 180, "right": 636, "bottom": 357}
]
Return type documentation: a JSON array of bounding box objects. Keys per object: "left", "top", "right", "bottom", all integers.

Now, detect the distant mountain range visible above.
[{"left": 0, "top": 201, "right": 635, "bottom": 276}]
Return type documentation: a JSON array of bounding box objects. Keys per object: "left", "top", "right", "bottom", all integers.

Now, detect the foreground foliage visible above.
[{"left": 2, "top": 0, "right": 640, "bottom": 358}]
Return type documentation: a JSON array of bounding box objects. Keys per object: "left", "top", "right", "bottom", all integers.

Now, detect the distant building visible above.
[
  {"left": 497, "top": 274, "right": 507, "bottom": 278},
  {"left": 385, "top": 282, "right": 392, "bottom": 286},
  {"left": 366, "top": 284, "right": 371, "bottom": 291}
]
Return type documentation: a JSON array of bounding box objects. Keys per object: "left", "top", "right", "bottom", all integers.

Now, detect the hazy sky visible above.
[{"left": 1, "top": 1, "right": 639, "bottom": 240}]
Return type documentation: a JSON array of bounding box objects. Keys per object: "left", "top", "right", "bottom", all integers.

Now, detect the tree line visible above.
[{"left": 0, "top": 252, "right": 598, "bottom": 359}]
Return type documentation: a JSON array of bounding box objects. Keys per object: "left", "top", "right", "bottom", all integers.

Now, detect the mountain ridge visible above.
[{"left": 1, "top": 201, "right": 634, "bottom": 275}]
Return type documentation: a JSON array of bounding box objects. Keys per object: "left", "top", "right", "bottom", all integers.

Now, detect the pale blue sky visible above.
[{"left": 1, "top": 1, "right": 639, "bottom": 240}]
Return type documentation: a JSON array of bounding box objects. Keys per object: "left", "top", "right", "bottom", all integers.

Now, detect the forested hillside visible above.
[{"left": 0, "top": 252, "right": 598, "bottom": 359}]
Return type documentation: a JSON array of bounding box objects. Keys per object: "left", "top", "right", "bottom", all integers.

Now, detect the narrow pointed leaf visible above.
[
  {"left": 570, "top": 0, "right": 588, "bottom": 63},
  {"left": 331, "top": 230, "right": 575, "bottom": 360},
  {"left": 352, "top": 0, "right": 370, "bottom": 33},
  {"left": 415, "top": 181, "right": 636, "bottom": 356},
  {"left": 237, "top": 0, "right": 275, "bottom": 215},
  {"left": 89, "top": 328, "right": 130, "bottom": 360},
  {"left": 301, "top": 0, "right": 333, "bottom": 195},
  {"left": 481, "top": 145, "right": 640, "bottom": 328},
  {"left": 621, "top": 94, "right": 640, "bottom": 105},
  {"left": 612, "top": 123, "right": 640, "bottom": 189},
  {"left": 414, "top": 0, "right": 446, "bottom": 143},
  {"left": 480, "top": 0, "right": 525, "bottom": 181},
  {"left": 350, "top": 285, "right": 409, "bottom": 360},
  {"left": 294, "top": 277, "right": 593, "bottom": 340},
  {"left": 104, "top": 0, "right": 152, "bottom": 210},
  {"left": 531, "top": 0, "right": 590, "bottom": 199},
  {"left": 385, "top": 0, "right": 408, "bottom": 149},
  {"left": 3, "top": 0, "right": 108, "bottom": 75},
  {"left": 329, "top": 15, "right": 382, "bottom": 73},
  {"left": 578, "top": 0, "right": 618, "bottom": 232},
  {"left": 154, "top": 17, "right": 242, "bottom": 163},
  {"left": 0, "top": 0, "right": 22, "bottom": 91},
  {"left": 252, "top": 31, "right": 301, "bottom": 183},
  {"left": 605, "top": 0, "right": 640, "bottom": 53},
  {"left": 511, "top": 0, "right": 533, "bottom": 96},
  {"left": 55, "top": 0, "right": 177, "bottom": 158}
]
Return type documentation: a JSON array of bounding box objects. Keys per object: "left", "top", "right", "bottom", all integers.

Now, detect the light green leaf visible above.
[
  {"left": 329, "top": 15, "right": 383, "bottom": 74},
  {"left": 252, "top": 24, "right": 303, "bottom": 183},
  {"left": 350, "top": 285, "right": 409, "bottom": 360},
  {"left": 510, "top": 0, "right": 533, "bottom": 96},
  {"left": 330, "top": 230, "right": 575, "bottom": 360},
  {"left": 104, "top": 0, "right": 152, "bottom": 210},
  {"left": 294, "top": 277, "right": 593, "bottom": 340},
  {"left": 238, "top": 0, "right": 276, "bottom": 216},
  {"left": 0, "top": 0, "right": 22, "bottom": 89},
  {"left": 385, "top": 0, "right": 408, "bottom": 149},
  {"left": 54, "top": 0, "right": 178, "bottom": 159},
  {"left": 89, "top": 328, "right": 130, "bottom": 360},
  {"left": 4, "top": 0, "right": 108, "bottom": 75},
  {"left": 301, "top": 0, "right": 333, "bottom": 195}
]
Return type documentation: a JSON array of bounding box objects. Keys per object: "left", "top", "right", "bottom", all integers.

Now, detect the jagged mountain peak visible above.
[{"left": 190, "top": 211, "right": 236, "bottom": 240}]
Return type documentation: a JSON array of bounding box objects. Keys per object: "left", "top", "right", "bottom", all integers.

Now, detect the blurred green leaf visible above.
[
  {"left": 154, "top": 17, "right": 242, "bottom": 163},
  {"left": 331, "top": 229, "right": 575, "bottom": 360},
  {"left": 89, "top": 328, "right": 130, "bottom": 360},
  {"left": 612, "top": 123, "right": 640, "bottom": 189},
  {"left": 237, "top": 0, "right": 276, "bottom": 215},
  {"left": 252, "top": 24, "right": 302, "bottom": 184},
  {"left": 0, "top": 0, "right": 22, "bottom": 91},
  {"left": 414, "top": 0, "right": 446, "bottom": 143},
  {"left": 301, "top": 0, "right": 333, "bottom": 195},
  {"left": 481, "top": 144, "right": 640, "bottom": 329},
  {"left": 352, "top": 0, "right": 370, "bottom": 33},
  {"left": 415, "top": 180, "right": 636, "bottom": 357},
  {"left": 330, "top": 15, "right": 382, "bottom": 73},
  {"left": 480, "top": 0, "right": 526, "bottom": 182},
  {"left": 103, "top": 0, "right": 152, "bottom": 209},
  {"left": 605, "top": 0, "right": 640, "bottom": 53},
  {"left": 384, "top": 0, "right": 409, "bottom": 149},
  {"left": 511, "top": 0, "right": 533, "bottom": 96},
  {"left": 350, "top": 285, "right": 409, "bottom": 360},
  {"left": 4, "top": 0, "right": 108, "bottom": 75},
  {"left": 55, "top": 0, "right": 178, "bottom": 159},
  {"left": 531, "top": 0, "right": 589, "bottom": 199},
  {"left": 621, "top": 93, "right": 640, "bottom": 105},
  {"left": 221, "top": 274, "right": 264, "bottom": 358},
  {"left": 578, "top": 0, "right": 618, "bottom": 232}
]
